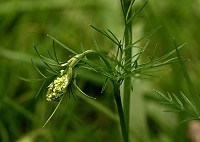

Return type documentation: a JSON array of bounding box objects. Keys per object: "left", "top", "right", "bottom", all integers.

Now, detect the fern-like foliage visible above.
[
  {"left": 156, "top": 40, "right": 200, "bottom": 123},
  {"left": 156, "top": 91, "right": 200, "bottom": 123}
]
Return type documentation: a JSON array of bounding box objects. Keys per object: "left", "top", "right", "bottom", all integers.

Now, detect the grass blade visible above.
[
  {"left": 52, "top": 39, "right": 61, "bottom": 65},
  {"left": 73, "top": 81, "right": 96, "bottom": 100},
  {"left": 31, "top": 59, "right": 47, "bottom": 78},
  {"left": 33, "top": 45, "right": 59, "bottom": 74},
  {"left": 43, "top": 95, "right": 64, "bottom": 127},
  {"left": 90, "top": 25, "right": 120, "bottom": 46},
  {"left": 124, "top": 26, "right": 162, "bottom": 51},
  {"left": 47, "top": 34, "right": 77, "bottom": 55},
  {"left": 174, "top": 39, "right": 200, "bottom": 113}
]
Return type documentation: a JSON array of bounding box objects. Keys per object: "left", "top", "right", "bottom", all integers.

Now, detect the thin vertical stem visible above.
[
  {"left": 122, "top": 0, "right": 133, "bottom": 135},
  {"left": 113, "top": 81, "right": 128, "bottom": 142}
]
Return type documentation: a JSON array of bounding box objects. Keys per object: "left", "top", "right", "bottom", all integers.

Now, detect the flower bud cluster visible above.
[
  {"left": 46, "top": 50, "right": 95, "bottom": 102},
  {"left": 46, "top": 68, "right": 72, "bottom": 101}
]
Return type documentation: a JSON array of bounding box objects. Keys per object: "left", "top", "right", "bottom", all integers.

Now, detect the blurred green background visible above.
[{"left": 0, "top": 0, "right": 200, "bottom": 141}]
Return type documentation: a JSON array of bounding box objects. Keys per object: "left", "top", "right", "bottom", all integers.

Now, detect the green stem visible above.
[
  {"left": 113, "top": 81, "right": 128, "bottom": 142},
  {"left": 122, "top": 0, "right": 133, "bottom": 134}
]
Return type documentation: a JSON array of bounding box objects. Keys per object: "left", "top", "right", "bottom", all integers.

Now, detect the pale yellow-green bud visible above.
[
  {"left": 46, "top": 67, "right": 72, "bottom": 101},
  {"left": 46, "top": 50, "right": 96, "bottom": 102}
]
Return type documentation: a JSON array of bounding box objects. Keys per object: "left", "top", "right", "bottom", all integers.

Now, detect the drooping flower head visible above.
[{"left": 45, "top": 50, "right": 97, "bottom": 102}]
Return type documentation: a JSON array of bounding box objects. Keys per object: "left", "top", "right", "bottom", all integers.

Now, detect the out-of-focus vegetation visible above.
[{"left": 0, "top": 0, "right": 200, "bottom": 141}]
